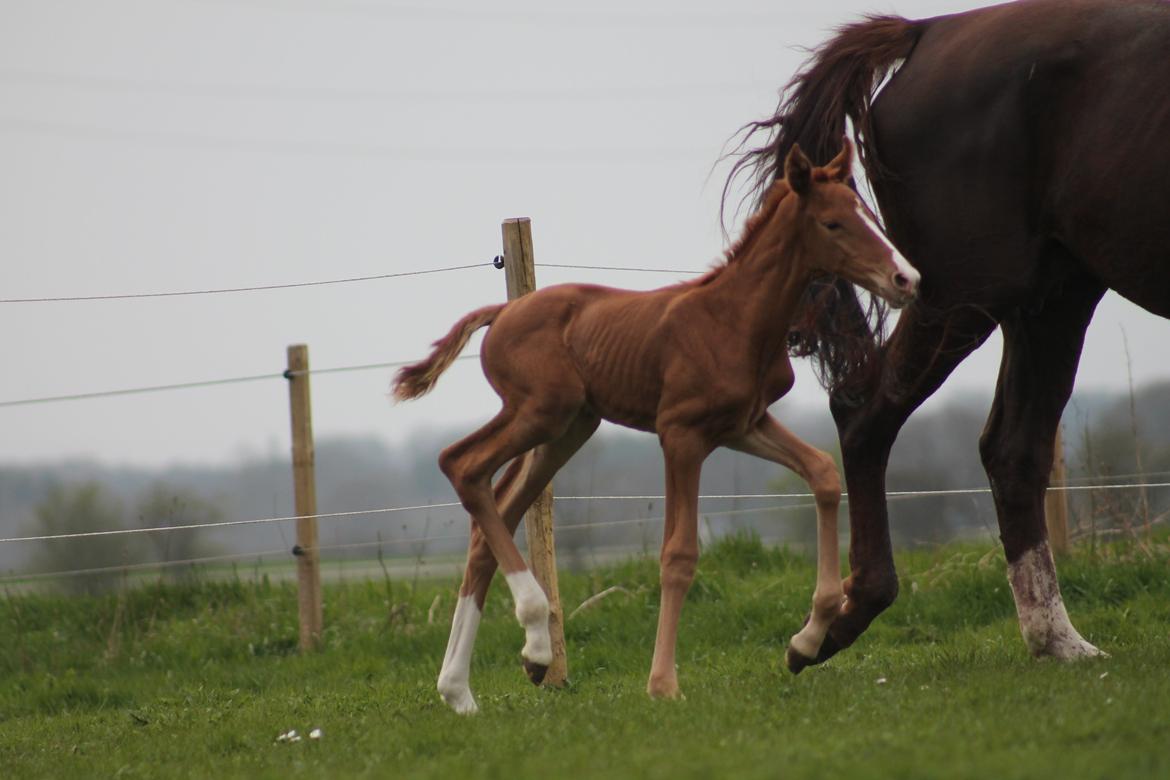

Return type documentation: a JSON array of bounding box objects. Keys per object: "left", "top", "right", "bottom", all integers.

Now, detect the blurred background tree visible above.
[
  {"left": 30, "top": 482, "right": 142, "bottom": 595},
  {"left": 135, "top": 483, "right": 222, "bottom": 581}
]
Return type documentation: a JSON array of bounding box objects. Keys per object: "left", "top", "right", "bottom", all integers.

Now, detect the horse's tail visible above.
[
  {"left": 725, "top": 15, "right": 926, "bottom": 402},
  {"left": 728, "top": 15, "right": 925, "bottom": 202},
  {"left": 392, "top": 304, "right": 505, "bottom": 401}
]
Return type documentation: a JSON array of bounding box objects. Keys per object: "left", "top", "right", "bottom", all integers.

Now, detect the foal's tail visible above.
[
  {"left": 392, "top": 304, "right": 505, "bottom": 401},
  {"left": 724, "top": 14, "right": 927, "bottom": 401}
]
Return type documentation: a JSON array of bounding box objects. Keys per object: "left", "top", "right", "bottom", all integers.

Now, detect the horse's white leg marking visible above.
[
  {"left": 728, "top": 419, "right": 842, "bottom": 668},
  {"left": 437, "top": 595, "right": 482, "bottom": 714},
  {"left": 787, "top": 479, "right": 844, "bottom": 662},
  {"left": 1007, "top": 541, "right": 1105, "bottom": 659},
  {"left": 505, "top": 569, "right": 552, "bottom": 666}
]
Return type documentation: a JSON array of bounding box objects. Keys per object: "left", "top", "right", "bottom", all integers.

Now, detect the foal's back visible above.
[{"left": 481, "top": 280, "right": 699, "bottom": 432}]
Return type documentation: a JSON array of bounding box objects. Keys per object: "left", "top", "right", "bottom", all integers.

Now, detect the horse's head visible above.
[{"left": 785, "top": 139, "right": 919, "bottom": 308}]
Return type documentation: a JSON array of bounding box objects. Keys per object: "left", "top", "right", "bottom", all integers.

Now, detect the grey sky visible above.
[{"left": 0, "top": 0, "right": 1164, "bottom": 468}]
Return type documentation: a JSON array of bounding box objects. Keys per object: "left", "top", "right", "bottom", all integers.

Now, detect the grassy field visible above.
[{"left": 2, "top": 536, "right": 1168, "bottom": 779}]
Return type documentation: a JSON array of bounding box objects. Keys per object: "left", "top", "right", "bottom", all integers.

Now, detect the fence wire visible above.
[
  {"left": 4, "top": 481, "right": 1169, "bottom": 546},
  {"left": 0, "top": 262, "right": 498, "bottom": 304},
  {"left": 2, "top": 260, "right": 701, "bottom": 307},
  {"left": 4, "top": 481, "right": 1167, "bottom": 584},
  {"left": 0, "top": 354, "right": 482, "bottom": 408}
]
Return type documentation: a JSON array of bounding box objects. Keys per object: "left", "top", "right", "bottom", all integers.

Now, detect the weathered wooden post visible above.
[
  {"left": 500, "top": 217, "right": 568, "bottom": 686},
  {"left": 286, "top": 344, "right": 324, "bottom": 650},
  {"left": 1045, "top": 424, "right": 1070, "bottom": 557}
]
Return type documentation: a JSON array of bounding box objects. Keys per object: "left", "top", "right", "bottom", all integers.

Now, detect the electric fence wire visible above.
[
  {"left": 4, "top": 481, "right": 1169, "bottom": 546},
  {"left": 0, "top": 261, "right": 498, "bottom": 304},
  {"left": 0, "top": 261, "right": 700, "bottom": 306},
  {"left": 5, "top": 483, "right": 1168, "bottom": 583},
  {"left": 0, "top": 354, "right": 482, "bottom": 409},
  {"left": 0, "top": 261, "right": 702, "bottom": 407}
]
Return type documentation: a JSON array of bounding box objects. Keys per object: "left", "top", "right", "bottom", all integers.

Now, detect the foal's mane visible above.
[
  {"left": 690, "top": 179, "right": 793, "bottom": 288},
  {"left": 723, "top": 179, "right": 792, "bottom": 265}
]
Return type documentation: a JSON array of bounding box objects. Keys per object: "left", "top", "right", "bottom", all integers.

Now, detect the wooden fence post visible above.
[
  {"left": 501, "top": 217, "right": 568, "bottom": 686},
  {"left": 1045, "top": 424, "right": 1070, "bottom": 557},
  {"left": 286, "top": 344, "right": 323, "bottom": 651}
]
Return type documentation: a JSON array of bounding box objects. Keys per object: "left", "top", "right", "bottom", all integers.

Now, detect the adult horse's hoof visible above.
[
  {"left": 523, "top": 660, "right": 548, "bottom": 685},
  {"left": 1030, "top": 634, "right": 1108, "bottom": 660}
]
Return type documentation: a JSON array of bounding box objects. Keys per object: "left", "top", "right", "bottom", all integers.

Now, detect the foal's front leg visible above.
[
  {"left": 647, "top": 431, "right": 707, "bottom": 699},
  {"left": 728, "top": 414, "right": 844, "bottom": 672}
]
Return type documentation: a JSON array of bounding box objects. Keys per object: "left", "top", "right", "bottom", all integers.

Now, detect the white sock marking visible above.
[
  {"left": 1007, "top": 541, "right": 1104, "bottom": 659},
  {"left": 789, "top": 622, "right": 826, "bottom": 660},
  {"left": 437, "top": 595, "right": 482, "bottom": 714},
  {"left": 505, "top": 569, "right": 552, "bottom": 666},
  {"left": 789, "top": 590, "right": 844, "bottom": 660}
]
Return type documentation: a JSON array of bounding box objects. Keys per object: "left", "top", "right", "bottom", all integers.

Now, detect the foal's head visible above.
[{"left": 782, "top": 139, "right": 919, "bottom": 307}]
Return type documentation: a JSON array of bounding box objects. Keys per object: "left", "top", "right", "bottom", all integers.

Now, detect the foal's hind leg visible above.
[
  {"left": 436, "top": 457, "right": 528, "bottom": 714},
  {"left": 728, "top": 414, "right": 844, "bottom": 672},
  {"left": 979, "top": 269, "right": 1106, "bottom": 659},
  {"left": 436, "top": 406, "right": 592, "bottom": 712}
]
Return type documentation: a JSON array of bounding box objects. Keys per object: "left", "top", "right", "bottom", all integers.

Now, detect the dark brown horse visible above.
[
  {"left": 731, "top": 0, "right": 1170, "bottom": 667},
  {"left": 395, "top": 141, "right": 919, "bottom": 713}
]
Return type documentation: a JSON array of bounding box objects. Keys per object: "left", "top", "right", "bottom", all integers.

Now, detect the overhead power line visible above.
[
  {"left": 0, "top": 68, "right": 764, "bottom": 104},
  {"left": 188, "top": 0, "right": 792, "bottom": 29},
  {"left": 0, "top": 116, "right": 707, "bottom": 165}
]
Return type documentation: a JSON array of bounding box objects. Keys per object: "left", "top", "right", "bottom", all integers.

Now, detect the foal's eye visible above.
[{"left": 821, "top": 221, "right": 842, "bottom": 232}]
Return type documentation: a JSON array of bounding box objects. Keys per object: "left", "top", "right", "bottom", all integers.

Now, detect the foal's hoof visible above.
[
  {"left": 785, "top": 645, "right": 816, "bottom": 675},
  {"left": 523, "top": 660, "right": 548, "bottom": 686}
]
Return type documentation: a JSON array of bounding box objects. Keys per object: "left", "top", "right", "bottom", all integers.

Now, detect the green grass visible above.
[{"left": 2, "top": 537, "right": 1169, "bottom": 779}]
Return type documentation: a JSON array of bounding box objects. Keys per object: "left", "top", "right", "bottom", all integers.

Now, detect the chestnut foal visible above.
[{"left": 394, "top": 140, "right": 918, "bottom": 713}]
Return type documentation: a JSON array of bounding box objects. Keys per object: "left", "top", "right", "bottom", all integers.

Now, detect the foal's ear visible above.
[
  {"left": 824, "top": 137, "right": 854, "bottom": 181},
  {"left": 785, "top": 144, "right": 812, "bottom": 197}
]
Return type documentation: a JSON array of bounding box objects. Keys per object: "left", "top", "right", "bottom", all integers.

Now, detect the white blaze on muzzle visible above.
[{"left": 856, "top": 204, "right": 920, "bottom": 293}]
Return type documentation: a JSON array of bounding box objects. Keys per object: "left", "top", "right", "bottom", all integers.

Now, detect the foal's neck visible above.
[{"left": 711, "top": 210, "right": 815, "bottom": 339}]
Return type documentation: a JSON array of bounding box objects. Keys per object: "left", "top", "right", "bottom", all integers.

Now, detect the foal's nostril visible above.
[{"left": 893, "top": 272, "right": 913, "bottom": 291}]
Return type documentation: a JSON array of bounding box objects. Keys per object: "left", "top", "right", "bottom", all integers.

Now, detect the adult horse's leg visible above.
[
  {"left": 727, "top": 414, "right": 843, "bottom": 672},
  {"left": 979, "top": 267, "right": 1106, "bottom": 658},
  {"left": 817, "top": 304, "right": 999, "bottom": 663},
  {"left": 647, "top": 429, "right": 708, "bottom": 699},
  {"left": 436, "top": 402, "right": 581, "bottom": 707},
  {"left": 436, "top": 411, "right": 600, "bottom": 713}
]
